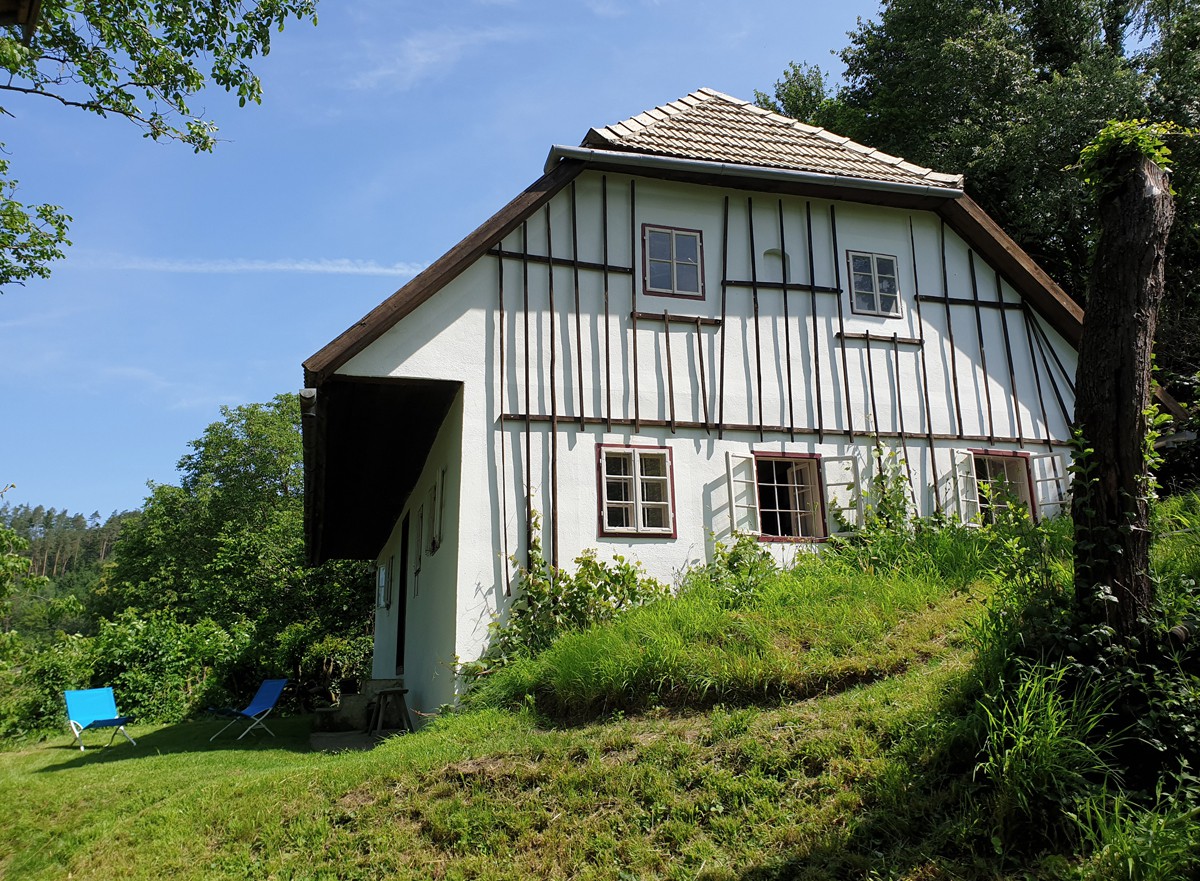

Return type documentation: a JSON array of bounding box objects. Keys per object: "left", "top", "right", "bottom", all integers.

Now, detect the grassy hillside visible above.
[{"left": 2, "top": 502, "right": 1199, "bottom": 880}]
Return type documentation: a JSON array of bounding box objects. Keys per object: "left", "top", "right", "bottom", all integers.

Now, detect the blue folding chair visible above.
[
  {"left": 209, "top": 679, "right": 288, "bottom": 741},
  {"left": 64, "top": 688, "right": 136, "bottom": 751}
]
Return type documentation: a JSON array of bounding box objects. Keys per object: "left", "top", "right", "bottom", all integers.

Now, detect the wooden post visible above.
[
  {"left": 910, "top": 217, "right": 941, "bottom": 510},
  {"left": 497, "top": 240, "right": 512, "bottom": 595},
  {"left": 602, "top": 176, "right": 613, "bottom": 432},
  {"left": 664, "top": 310, "right": 676, "bottom": 432},
  {"left": 521, "top": 222, "right": 533, "bottom": 567},
  {"left": 571, "top": 181, "right": 585, "bottom": 428},
  {"left": 630, "top": 180, "right": 640, "bottom": 432},
  {"left": 940, "top": 222, "right": 964, "bottom": 437},
  {"left": 994, "top": 269, "right": 1025, "bottom": 446},
  {"left": 545, "top": 206, "right": 559, "bottom": 570},
  {"left": 830, "top": 205, "right": 855, "bottom": 440},
  {"left": 807, "top": 201, "right": 824, "bottom": 443},
  {"left": 968, "top": 251, "right": 996, "bottom": 443},
  {"left": 778, "top": 199, "right": 796, "bottom": 441},
  {"left": 748, "top": 197, "right": 765, "bottom": 441},
  {"left": 718, "top": 195, "right": 730, "bottom": 438}
]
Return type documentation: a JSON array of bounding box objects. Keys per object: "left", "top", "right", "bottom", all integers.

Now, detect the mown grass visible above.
[
  {"left": 1, "top": 542, "right": 990, "bottom": 881},
  {"left": 0, "top": 659, "right": 976, "bottom": 881},
  {"left": 2, "top": 503, "right": 1196, "bottom": 881}
]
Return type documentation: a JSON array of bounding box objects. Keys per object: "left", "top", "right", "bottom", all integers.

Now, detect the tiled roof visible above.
[{"left": 582, "top": 88, "right": 964, "bottom": 190}]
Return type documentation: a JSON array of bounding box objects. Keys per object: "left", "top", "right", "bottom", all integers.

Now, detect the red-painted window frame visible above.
[
  {"left": 595, "top": 443, "right": 678, "bottom": 539},
  {"left": 752, "top": 451, "right": 828, "bottom": 543},
  {"left": 967, "top": 448, "right": 1038, "bottom": 519}
]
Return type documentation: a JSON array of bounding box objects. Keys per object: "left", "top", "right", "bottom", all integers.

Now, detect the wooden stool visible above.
[{"left": 370, "top": 687, "right": 414, "bottom": 736}]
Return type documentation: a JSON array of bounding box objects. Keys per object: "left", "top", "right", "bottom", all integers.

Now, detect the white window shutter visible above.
[
  {"left": 950, "top": 449, "right": 979, "bottom": 524},
  {"left": 1029, "top": 452, "right": 1070, "bottom": 520},
  {"left": 820, "top": 455, "right": 862, "bottom": 534},
  {"left": 724, "top": 451, "right": 760, "bottom": 536}
]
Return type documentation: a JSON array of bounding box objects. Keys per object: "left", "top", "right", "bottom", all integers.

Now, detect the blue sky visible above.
[{"left": 1, "top": 0, "right": 881, "bottom": 518}]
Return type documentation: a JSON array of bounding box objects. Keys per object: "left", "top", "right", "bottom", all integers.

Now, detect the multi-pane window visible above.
[
  {"left": 756, "top": 457, "right": 823, "bottom": 539},
  {"left": 847, "top": 251, "right": 901, "bottom": 317},
  {"left": 644, "top": 226, "right": 703, "bottom": 298},
  {"left": 974, "top": 454, "right": 1031, "bottom": 523},
  {"left": 599, "top": 446, "right": 674, "bottom": 536}
]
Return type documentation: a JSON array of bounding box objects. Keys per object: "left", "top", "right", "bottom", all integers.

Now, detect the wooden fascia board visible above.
[
  {"left": 937, "top": 194, "right": 1084, "bottom": 347},
  {"left": 303, "top": 158, "right": 585, "bottom": 386},
  {"left": 573, "top": 155, "right": 953, "bottom": 211}
]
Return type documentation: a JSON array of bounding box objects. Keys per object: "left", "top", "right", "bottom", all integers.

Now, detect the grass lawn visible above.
[{"left": 1, "top": 575, "right": 987, "bottom": 881}]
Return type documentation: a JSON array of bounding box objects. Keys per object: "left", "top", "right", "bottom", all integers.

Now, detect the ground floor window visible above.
[
  {"left": 598, "top": 445, "right": 675, "bottom": 537},
  {"left": 756, "top": 456, "right": 823, "bottom": 538},
  {"left": 974, "top": 453, "right": 1032, "bottom": 521},
  {"left": 727, "top": 451, "right": 859, "bottom": 540},
  {"left": 948, "top": 450, "right": 1037, "bottom": 524}
]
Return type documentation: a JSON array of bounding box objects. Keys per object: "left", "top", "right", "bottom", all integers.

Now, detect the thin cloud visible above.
[
  {"left": 80, "top": 256, "right": 426, "bottom": 278},
  {"left": 352, "top": 26, "right": 531, "bottom": 92}
]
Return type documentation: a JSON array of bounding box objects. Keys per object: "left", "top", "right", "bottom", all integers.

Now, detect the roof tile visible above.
[{"left": 584, "top": 89, "right": 964, "bottom": 189}]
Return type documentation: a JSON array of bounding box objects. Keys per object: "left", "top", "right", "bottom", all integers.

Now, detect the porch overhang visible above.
[{"left": 302, "top": 375, "right": 461, "bottom": 565}]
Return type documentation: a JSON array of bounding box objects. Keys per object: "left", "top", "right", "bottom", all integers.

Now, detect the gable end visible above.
[{"left": 303, "top": 158, "right": 585, "bottom": 386}]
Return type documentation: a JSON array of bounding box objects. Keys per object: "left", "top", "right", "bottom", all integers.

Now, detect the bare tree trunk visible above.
[{"left": 1072, "top": 155, "right": 1175, "bottom": 637}]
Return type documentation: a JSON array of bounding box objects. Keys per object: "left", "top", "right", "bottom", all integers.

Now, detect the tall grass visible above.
[
  {"left": 467, "top": 526, "right": 1010, "bottom": 721},
  {"left": 975, "top": 663, "right": 1121, "bottom": 848},
  {"left": 1073, "top": 793, "right": 1200, "bottom": 881}
]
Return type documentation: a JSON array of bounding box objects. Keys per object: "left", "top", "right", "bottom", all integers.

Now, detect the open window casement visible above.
[
  {"left": 821, "top": 455, "right": 862, "bottom": 534},
  {"left": 1030, "top": 451, "right": 1071, "bottom": 519},
  {"left": 949, "top": 449, "right": 980, "bottom": 524},
  {"left": 724, "top": 451, "right": 760, "bottom": 536}
]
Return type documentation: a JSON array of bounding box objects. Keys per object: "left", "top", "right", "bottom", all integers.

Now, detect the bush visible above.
[
  {"left": 1073, "top": 792, "right": 1200, "bottom": 881},
  {"left": 0, "top": 633, "right": 94, "bottom": 738},
  {"left": 89, "top": 610, "right": 254, "bottom": 722},
  {"left": 467, "top": 513, "right": 670, "bottom": 676},
  {"left": 0, "top": 610, "right": 257, "bottom": 738}
]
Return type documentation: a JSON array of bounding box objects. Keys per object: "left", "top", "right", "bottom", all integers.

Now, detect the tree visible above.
[
  {"left": 1072, "top": 121, "right": 1176, "bottom": 636},
  {"left": 758, "top": 0, "right": 1200, "bottom": 383},
  {"left": 103, "top": 394, "right": 371, "bottom": 680},
  {"left": 0, "top": 0, "right": 318, "bottom": 290}
]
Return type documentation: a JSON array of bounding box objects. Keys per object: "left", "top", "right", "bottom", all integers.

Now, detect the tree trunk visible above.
[{"left": 1072, "top": 155, "right": 1175, "bottom": 638}]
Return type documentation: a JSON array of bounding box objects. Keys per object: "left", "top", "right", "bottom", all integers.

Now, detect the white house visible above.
[{"left": 302, "top": 89, "right": 1086, "bottom": 716}]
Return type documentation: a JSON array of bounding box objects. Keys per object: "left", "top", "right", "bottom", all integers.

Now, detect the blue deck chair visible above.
[
  {"left": 64, "top": 688, "right": 136, "bottom": 751},
  {"left": 209, "top": 679, "right": 288, "bottom": 741}
]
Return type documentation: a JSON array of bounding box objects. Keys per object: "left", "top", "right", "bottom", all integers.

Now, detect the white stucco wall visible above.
[
  {"left": 370, "top": 389, "right": 464, "bottom": 717},
  {"left": 336, "top": 168, "right": 1080, "bottom": 695}
]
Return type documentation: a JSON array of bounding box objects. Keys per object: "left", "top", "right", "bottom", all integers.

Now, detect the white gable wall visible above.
[{"left": 335, "top": 169, "right": 1079, "bottom": 699}]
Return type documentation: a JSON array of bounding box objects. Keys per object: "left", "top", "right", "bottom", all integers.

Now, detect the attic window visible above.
[
  {"left": 644, "top": 225, "right": 704, "bottom": 299},
  {"left": 847, "top": 251, "right": 901, "bottom": 317}
]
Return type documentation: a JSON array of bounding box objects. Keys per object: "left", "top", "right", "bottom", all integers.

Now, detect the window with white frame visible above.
[
  {"left": 644, "top": 225, "right": 703, "bottom": 298},
  {"left": 847, "top": 251, "right": 901, "bottom": 317},
  {"left": 598, "top": 446, "right": 674, "bottom": 536}
]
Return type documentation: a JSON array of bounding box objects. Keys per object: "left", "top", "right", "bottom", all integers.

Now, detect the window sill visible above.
[{"left": 756, "top": 534, "right": 828, "bottom": 544}]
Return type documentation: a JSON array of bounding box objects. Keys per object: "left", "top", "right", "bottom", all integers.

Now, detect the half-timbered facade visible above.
[{"left": 303, "top": 89, "right": 1081, "bottom": 715}]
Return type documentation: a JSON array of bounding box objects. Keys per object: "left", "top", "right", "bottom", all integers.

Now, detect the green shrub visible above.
[
  {"left": 468, "top": 512, "right": 669, "bottom": 676},
  {"left": 0, "top": 632, "right": 94, "bottom": 737},
  {"left": 90, "top": 610, "right": 254, "bottom": 721}
]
